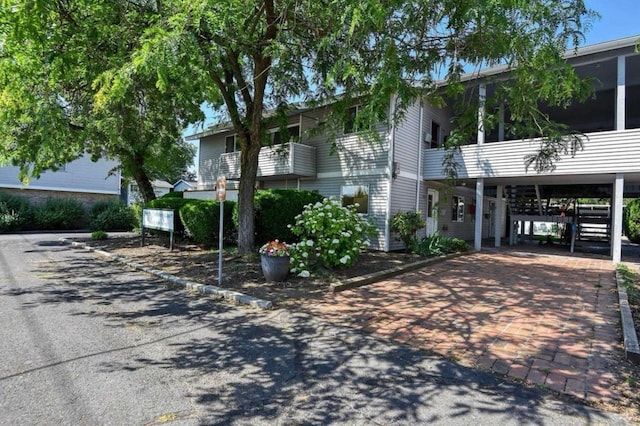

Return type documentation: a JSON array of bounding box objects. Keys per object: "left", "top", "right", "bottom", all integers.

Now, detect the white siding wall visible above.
[
  {"left": 198, "top": 134, "right": 226, "bottom": 189},
  {"left": 0, "top": 155, "right": 120, "bottom": 194}
]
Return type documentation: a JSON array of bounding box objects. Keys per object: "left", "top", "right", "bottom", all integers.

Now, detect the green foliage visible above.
[
  {"left": 415, "top": 232, "right": 469, "bottom": 257},
  {"left": 289, "top": 199, "right": 376, "bottom": 276},
  {"left": 160, "top": 191, "right": 184, "bottom": 199},
  {"left": 88, "top": 200, "right": 136, "bottom": 231},
  {"left": 179, "top": 200, "right": 236, "bottom": 247},
  {"left": 91, "top": 230, "right": 108, "bottom": 240},
  {"left": 250, "top": 189, "right": 325, "bottom": 245},
  {"left": 129, "top": 203, "right": 143, "bottom": 232},
  {"left": 32, "top": 198, "right": 84, "bottom": 230},
  {"left": 623, "top": 199, "right": 640, "bottom": 243},
  {"left": 0, "top": 191, "right": 33, "bottom": 233},
  {"left": 390, "top": 211, "right": 426, "bottom": 253},
  {"left": 0, "top": 2, "right": 201, "bottom": 203},
  {"left": 616, "top": 264, "right": 640, "bottom": 305}
]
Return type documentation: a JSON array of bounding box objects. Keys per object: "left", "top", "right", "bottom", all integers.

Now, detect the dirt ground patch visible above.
[{"left": 80, "top": 233, "right": 423, "bottom": 307}]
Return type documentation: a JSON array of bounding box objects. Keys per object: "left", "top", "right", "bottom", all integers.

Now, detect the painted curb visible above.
[
  {"left": 59, "top": 238, "right": 273, "bottom": 310},
  {"left": 615, "top": 271, "right": 640, "bottom": 364},
  {"left": 329, "top": 252, "right": 464, "bottom": 292}
]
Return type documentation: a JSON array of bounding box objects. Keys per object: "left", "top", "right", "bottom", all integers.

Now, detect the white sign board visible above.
[{"left": 142, "top": 208, "right": 174, "bottom": 232}]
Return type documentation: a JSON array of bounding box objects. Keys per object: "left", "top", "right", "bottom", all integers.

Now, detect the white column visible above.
[
  {"left": 616, "top": 56, "right": 626, "bottom": 131},
  {"left": 477, "top": 84, "right": 486, "bottom": 145},
  {"left": 474, "top": 178, "right": 484, "bottom": 251},
  {"left": 495, "top": 185, "right": 503, "bottom": 247},
  {"left": 612, "top": 173, "right": 624, "bottom": 262}
]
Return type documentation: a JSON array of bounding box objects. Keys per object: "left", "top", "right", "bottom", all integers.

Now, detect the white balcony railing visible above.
[
  {"left": 423, "top": 128, "right": 640, "bottom": 180},
  {"left": 219, "top": 142, "right": 316, "bottom": 180}
]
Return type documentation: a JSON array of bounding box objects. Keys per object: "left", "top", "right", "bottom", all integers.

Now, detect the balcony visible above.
[
  {"left": 218, "top": 142, "right": 316, "bottom": 180},
  {"left": 423, "top": 128, "right": 640, "bottom": 182}
]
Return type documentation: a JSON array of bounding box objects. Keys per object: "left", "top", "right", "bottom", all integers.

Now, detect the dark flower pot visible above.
[{"left": 261, "top": 255, "right": 290, "bottom": 282}]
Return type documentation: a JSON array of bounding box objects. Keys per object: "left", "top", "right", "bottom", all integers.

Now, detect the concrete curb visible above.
[
  {"left": 330, "top": 252, "right": 464, "bottom": 292},
  {"left": 59, "top": 238, "right": 273, "bottom": 310},
  {"left": 615, "top": 270, "right": 640, "bottom": 364}
]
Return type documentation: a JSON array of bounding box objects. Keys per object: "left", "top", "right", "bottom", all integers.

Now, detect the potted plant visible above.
[{"left": 259, "top": 240, "right": 291, "bottom": 282}]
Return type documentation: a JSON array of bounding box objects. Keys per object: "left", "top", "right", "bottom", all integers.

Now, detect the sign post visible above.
[{"left": 216, "top": 176, "right": 227, "bottom": 285}]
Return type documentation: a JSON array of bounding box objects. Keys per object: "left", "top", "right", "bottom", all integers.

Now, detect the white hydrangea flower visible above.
[
  {"left": 332, "top": 239, "right": 339, "bottom": 245},
  {"left": 298, "top": 270, "right": 311, "bottom": 278},
  {"left": 302, "top": 252, "right": 308, "bottom": 258},
  {"left": 328, "top": 249, "right": 335, "bottom": 254},
  {"left": 340, "top": 255, "right": 350, "bottom": 264},
  {"left": 306, "top": 239, "right": 314, "bottom": 246}
]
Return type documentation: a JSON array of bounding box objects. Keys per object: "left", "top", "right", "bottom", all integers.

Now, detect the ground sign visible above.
[{"left": 142, "top": 208, "right": 175, "bottom": 250}]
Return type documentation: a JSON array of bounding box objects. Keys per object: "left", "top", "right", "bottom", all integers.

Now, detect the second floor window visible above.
[
  {"left": 225, "top": 135, "right": 237, "bottom": 153},
  {"left": 270, "top": 125, "right": 300, "bottom": 145},
  {"left": 344, "top": 106, "right": 360, "bottom": 134},
  {"left": 431, "top": 121, "right": 441, "bottom": 149}
]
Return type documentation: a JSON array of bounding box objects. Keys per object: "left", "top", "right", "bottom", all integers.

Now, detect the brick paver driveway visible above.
[{"left": 302, "top": 249, "right": 622, "bottom": 402}]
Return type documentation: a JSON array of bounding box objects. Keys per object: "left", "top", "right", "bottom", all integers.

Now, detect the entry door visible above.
[{"left": 426, "top": 188, "right": 439, "bottom": 235}]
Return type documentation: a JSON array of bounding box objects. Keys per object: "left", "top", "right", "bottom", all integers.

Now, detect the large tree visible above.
[{"left": 0, "top": 0, "right": 202, "bottom": 202}]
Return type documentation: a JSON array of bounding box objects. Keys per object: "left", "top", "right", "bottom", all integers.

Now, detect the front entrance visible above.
[{"left": 426, "top": 188, "right": 439, "bottom": 235}]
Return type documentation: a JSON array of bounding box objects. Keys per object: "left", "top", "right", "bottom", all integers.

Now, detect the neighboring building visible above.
[
  {"left": 124, "top": 180, "right": 173, "bottom": 206},
  {"left": 173, "top": 179, "right": 196, "bottom": 192},
  {"left": 0, "top": 154, "right": 121, "bottom": 208},
  {"left": 186, "top": 35, "right": 640, "bottom": 262}
]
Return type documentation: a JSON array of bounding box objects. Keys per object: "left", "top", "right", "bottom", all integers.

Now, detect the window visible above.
[
  {"left": 341, "top": 184, "right": 369, "bottom": 214},
  {"left": 344, "top": 106, "right": 360, "bottom": 134},
  {"left": 430, "top": 121, "right": 441, "bottom": 149},
  {"left": 452, "top": 196, "right": 464, "bottom": 222},
  {"left": 225, "top": 135, "right": 237, "bottom": 153},
  {"left": 427, "top": 193, "right": 434, "bottom": 218},
  {"left": 270, "top": 125, "right": 300, "bottom": 145}
]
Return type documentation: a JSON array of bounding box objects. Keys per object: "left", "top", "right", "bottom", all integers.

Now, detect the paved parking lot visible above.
[{"left": 301, "top": 248, "right": 624, "bottom": 402}]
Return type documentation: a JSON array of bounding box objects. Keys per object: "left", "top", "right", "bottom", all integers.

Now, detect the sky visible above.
[{"left": 184, "top": 1, "right": 640, "bottom": 172}]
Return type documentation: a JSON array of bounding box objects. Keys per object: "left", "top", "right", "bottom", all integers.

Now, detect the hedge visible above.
[
  {"left": 249, "top": 189, "right": 325, "bottom": 245},
  {"left": 0, "top": 191, "right": 33, "bottom": 233},
  {"left": 179, "top": 199, "right": 236, "bottom": 247},
  {"left": 88, "top": 200, "right": 136, "bottom": 231},
  {"left": 32, "top": 198, "right": 85, "bottom": 230}
]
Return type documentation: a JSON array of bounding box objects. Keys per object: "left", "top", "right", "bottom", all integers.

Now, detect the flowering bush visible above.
[
  {"left": 258, "top": 240, "right": 290, "bottom": 257},
  {"left": 288, "top": 198, "right": 376, "bottom": 277}
]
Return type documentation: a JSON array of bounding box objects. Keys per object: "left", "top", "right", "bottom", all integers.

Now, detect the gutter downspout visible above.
[
  {"left": 416, "top": 101, "right": 424, "bottom": 212},
  {"left": 384, "top": 96, "right": 397, "bottom": 252}
]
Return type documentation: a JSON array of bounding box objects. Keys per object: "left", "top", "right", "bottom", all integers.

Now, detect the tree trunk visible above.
[
  {"left": 236, "top": 138, "right": 261, "bottom": 254},
  {"left": 132, "top": 166, "right": 156, "bottom": 204}
]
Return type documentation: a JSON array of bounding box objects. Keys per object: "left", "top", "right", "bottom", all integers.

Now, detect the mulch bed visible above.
[{"left": 80, "top": 233, "right": 423, "bottom": 307}]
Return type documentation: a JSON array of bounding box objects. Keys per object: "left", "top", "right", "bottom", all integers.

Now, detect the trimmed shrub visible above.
[
  {"left": 159, "top": 191, "right": 184, "bottom": 199},
  {"left": 0, "top": 191, "right": 33, "bottom": 233},
  {"left": 33, "top": 198, "right": 84, "bottom": 230},
  {"left": 88, "top": 200, "right": 136, "bottom": 231},
  {"left": 624, "top": 199, "right": 640, "bottom": 243},
  {"left": 244, "top": 189, "right": 325, "bottom": 245},
  {"left": 179, "top": 199, "right": 236, "bottom": 247}
]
